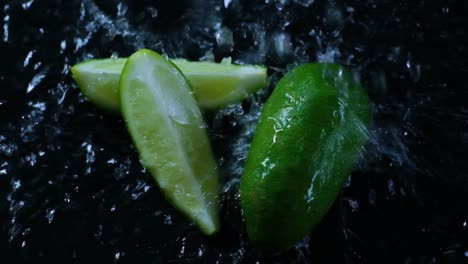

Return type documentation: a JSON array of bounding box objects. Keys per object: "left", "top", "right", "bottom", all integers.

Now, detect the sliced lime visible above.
[
  {"left": 71, "top": 58, "right": 127, "bottom": 111},
  {"left": 120, "top": 49, "right": 220, "bottom": 235},
  {"left": 71, "top": 57, "right": 267, "bottom": 111}
]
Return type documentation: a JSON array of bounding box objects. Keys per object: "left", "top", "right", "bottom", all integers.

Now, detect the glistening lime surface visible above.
[
  {"left": 239, "top": 63, "right": 371, "bottom": 249},
  {"left": 71, "top": 57, "right": 267, "bottom": 111},
  {"left": 120, "top": 49, "right": 220, "bottom": 235}
]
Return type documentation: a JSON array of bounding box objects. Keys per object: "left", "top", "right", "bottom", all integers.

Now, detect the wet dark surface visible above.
[{"left": 0, "top": 0, "right": 467, "bottom": 263}]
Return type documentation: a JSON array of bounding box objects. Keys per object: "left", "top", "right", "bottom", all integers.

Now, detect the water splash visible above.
[{"left": 1, "top": 0, "right": 465, "bottom": 262}]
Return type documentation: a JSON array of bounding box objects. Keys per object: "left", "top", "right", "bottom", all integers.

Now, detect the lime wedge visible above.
[
  {"left": 120, "top": 49, "right": 220, "bottom": 235},
  {"left": 71, "top": 58, "right": 127, "bottom": 111},
  {"left": 71, "top": 57, "right": 267, "bottom": 111}
]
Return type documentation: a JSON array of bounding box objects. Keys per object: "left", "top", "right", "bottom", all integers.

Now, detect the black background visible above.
[{"left": 0, "top": 0, "right": 467, "bottom": 263}]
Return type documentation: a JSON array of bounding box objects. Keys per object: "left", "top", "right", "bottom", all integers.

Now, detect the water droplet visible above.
[
  {"left": 146, "top": 6, "right": 158, "bottom": 18},
  {"left": 164, "top": 215, "right": 173, "bottom": 225},
  {"left": 368, "top": 189, "right": 376, "bottom": 205},
  {"left": 293, "top": 0, "right": 314, "bottom": 7},
  {"left": 46, "top": 208, "right": 55, "bottom": 224},
  {"left": 270, "top": 32, "right": 292, "bottom": 62},
  {"left": 216, "top": 27, "right": 234, "bottom": 51},
  {"left": 24, "top": 50, "right": 34, "bottom": 67},
  {"left": 406, "top": 54, "right": 421, "bottom": 82},
  {"left": 3, "top": 13, "right": 9, "bottom": 42},
  {"left": 317, "top": 46, "right": 341, "bottom": 63},
  {"left": 12, "top": 180, "right": 21, "bottom": 190},
  {"left": 224, "top": 0, "right": 232, "bottom": 8},
  {"left": 117, "top": 2, "right": 128, "bottom": 17},
  {"left": 387, "top": 179, "right": 396, "bottom": 196},
  {"left": 21, "top": 0, "right": 34, "bottom": 10},
  {"left": 60, "top": 40, "right": 67, "bottom": 52},
  {"left": 26, "top": 70, "right": 48, "bottom": 93},
  {"left": 347, "top": 199, "right": 359, "bottom": 211}
]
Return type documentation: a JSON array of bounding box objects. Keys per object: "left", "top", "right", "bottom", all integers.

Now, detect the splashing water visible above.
[{"left": 0, "top": 0, "right": 466, "bottom": 263}]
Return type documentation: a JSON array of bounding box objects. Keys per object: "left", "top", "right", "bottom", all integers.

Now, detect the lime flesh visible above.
[
  {"left": 71, "top": 57, "right": 267, "bottom": 111},
  {"left": 120, "top": 49, "right": 220, "bottom": 235}
]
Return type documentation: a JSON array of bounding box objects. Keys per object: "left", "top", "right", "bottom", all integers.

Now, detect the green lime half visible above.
[
  {"left": 71, "top": 57, "right": 267, "bottom": 111},
  {"left": 240, "top": 63, "right": 371, "bottom": 249},
  {"left": 120, "top": 49, "right": 220, "bottom": 235}
]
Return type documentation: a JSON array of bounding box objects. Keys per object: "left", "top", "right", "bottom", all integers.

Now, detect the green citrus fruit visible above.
[
  {"left": 239, "top": 63, "right": 371, "bottom": 249},
  {"left": 71, "top": 57, "right": 267, "bottom": 111},
  {"left": 120, "top": 49, "right": 220, "bottom": 235}
]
